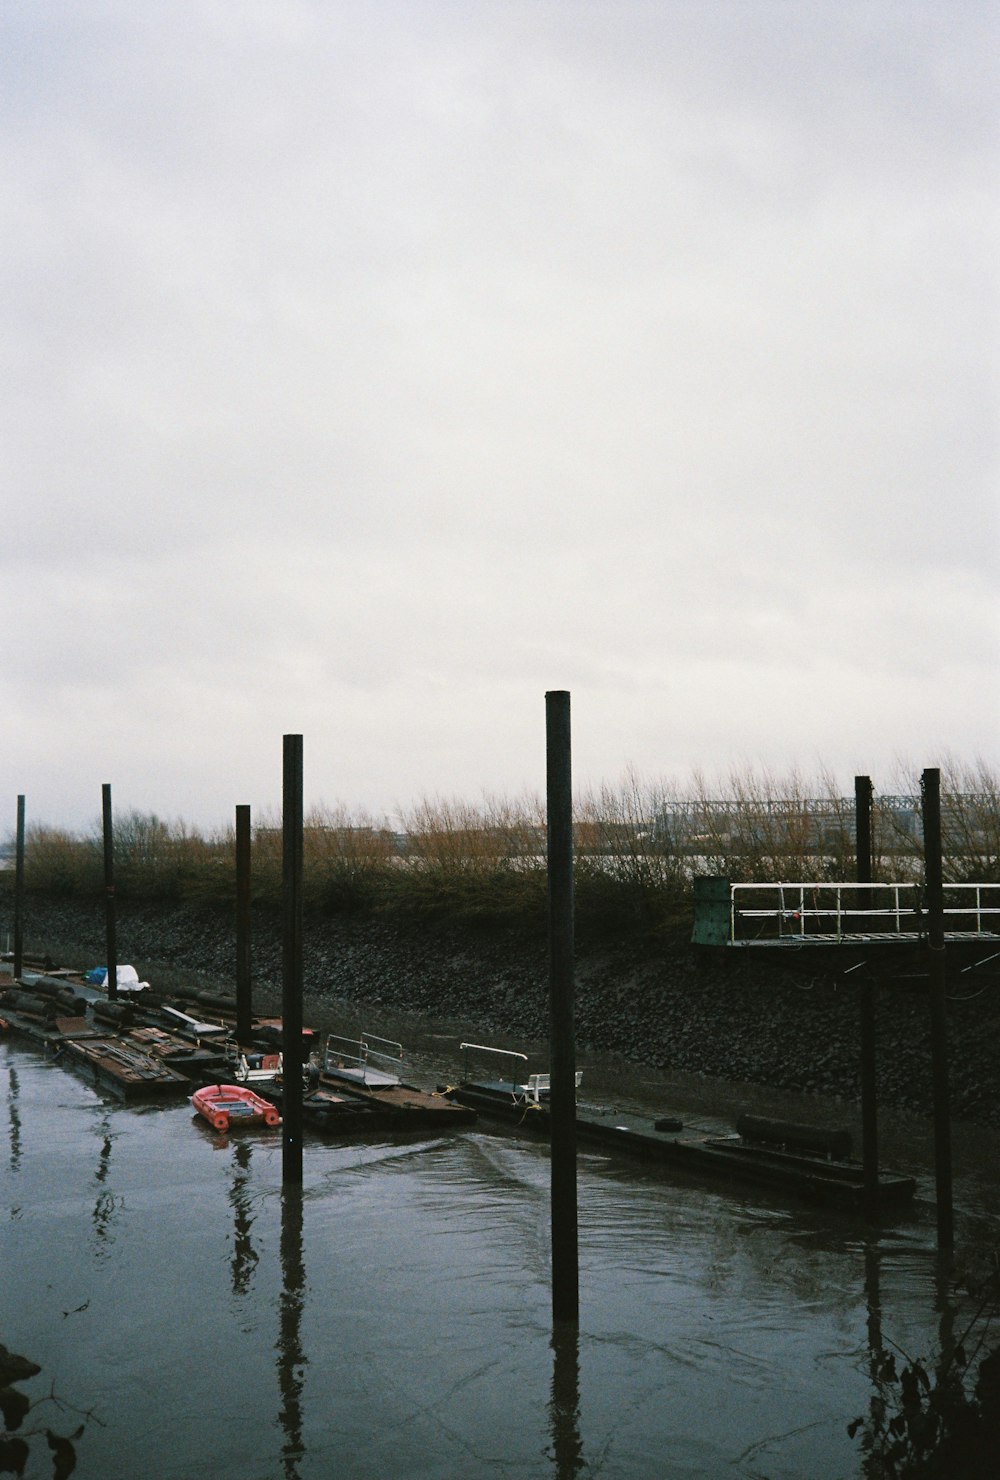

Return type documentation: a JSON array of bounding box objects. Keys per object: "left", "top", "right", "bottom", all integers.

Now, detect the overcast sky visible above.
[{"left": 3, "top": 0, "right": 998, "bottom": 833}]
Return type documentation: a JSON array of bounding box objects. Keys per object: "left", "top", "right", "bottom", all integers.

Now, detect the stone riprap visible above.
[{"left": 10, "top": 896, "right": 1000, "bottom": 1128}]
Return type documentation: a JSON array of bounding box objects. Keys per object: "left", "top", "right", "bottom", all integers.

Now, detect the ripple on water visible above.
[{"left": 0, "top": 1041, "right": 986, "bottom": 1480}]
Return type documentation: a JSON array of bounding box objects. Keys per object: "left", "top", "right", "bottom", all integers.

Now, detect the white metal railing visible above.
[
  {"left": 728, "top": 881, "right": 1000, "bottom": 945},
  {"left": 521, "top": 1071, "right": 584, "bottom": 1103},
  {"left": 459, "top": 1044, "right": 583, "bottom": 1102},
  {"left": 460, "top": 1042, "right": 528, "bottom": 1091},
  {"left": 323, "top": 1033, "right": 403, "bottom": 1086},
  {"left": 951, "top": 882, "right": 1000, "bottom": 935}
]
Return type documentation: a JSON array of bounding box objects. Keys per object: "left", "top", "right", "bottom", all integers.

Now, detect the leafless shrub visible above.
[
  {"left": 683, "top": 766, "right": 855, "bottom": 883},
  {"left": 20, "top": 825, "right": 100, "bottom": 896},
  {"left": 397, "top": 792, "right": 544, "bottom": 877},
  {"left": 882, "top": 758, "right": 1000, "bottom": 883},
  {"left": 576, "top": 768, "right": 687, "bottom": 887},
  {"left": 6, "top": 761, "right": 997, "bottom": 928},
  {"left": 105, "top": 812, "right": 227, "bottom": 898}
]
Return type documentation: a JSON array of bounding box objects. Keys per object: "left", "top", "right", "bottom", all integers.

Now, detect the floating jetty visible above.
[
  {"left": 312, "top": 1033, "right": 477, "bottom": 1130},
  {"left": 0, "top": 972, "right": 474, "bottom": 1132},
  {"left": 0, "top": 969, "right": 232, "bottom": 1100},
  {"left": 0, "top": 979, "right": 220, "bottom": 1101},
  {"left": 254, "top": 1077, "right": 416, "bottom": 1135},
  {"left": 57, "top": 1034, "right": 193, "bottom": 1102},
  {"left": 2, "top": 970, "right": 916, "bottom": 1208},
  {"left": 446, "top": 1047, "right": 917, "bottom": 1212}
]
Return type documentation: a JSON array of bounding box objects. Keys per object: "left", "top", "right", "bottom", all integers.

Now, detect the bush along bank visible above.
[{"left": 7, "top": 892, "right": 1000, "bottom": 1130}]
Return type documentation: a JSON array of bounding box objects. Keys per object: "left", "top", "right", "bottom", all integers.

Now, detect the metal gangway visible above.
[
  {"left": 692, "top": 878, "right": 1000, "bottom": 948},
  {"left": 322, "top": 1033, "right": 404, "bottom": 1087}
]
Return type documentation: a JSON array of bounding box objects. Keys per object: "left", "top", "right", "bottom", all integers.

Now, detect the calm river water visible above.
[{"left": 2, "top": 1032, "right": 997, "bottom": 1480}]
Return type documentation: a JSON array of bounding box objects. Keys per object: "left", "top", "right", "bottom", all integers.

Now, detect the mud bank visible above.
[{"left": 12, "top": 895, "right": 1000, "bottom": 1127}]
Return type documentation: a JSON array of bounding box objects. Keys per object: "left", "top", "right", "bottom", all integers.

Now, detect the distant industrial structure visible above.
[
  {"left": 649, "top": 796, "right": 925, "bottom": 855},
  {"left": 248, "top": 794, "right": 997, "bottom": 862}
]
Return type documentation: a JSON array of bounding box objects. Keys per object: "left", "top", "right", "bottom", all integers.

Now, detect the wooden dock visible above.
[
  {"left": 56, "top": 1034, "right": 192, "bottom": 1101},
  {"left": 316, "top": 1064, "right": 477, "bottom": 1129},
  {"left": 1, "top": 974, "right": 475, "bottom": 1131}
]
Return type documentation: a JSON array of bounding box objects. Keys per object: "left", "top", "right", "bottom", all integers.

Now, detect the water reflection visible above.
[
  {"left": 94, "top": 1128, "right": 112, "bottom": 1184},
  {"left": 91, "top": 1114, "right": 118, "bottom": 1253},
  {"left": 852, "top": 1239, "right": 980, "bottom": 1471},
  {"left": 3, "top": 1037, "right": 997, "bottom": 1480},
  {"left": 277, "top": 1186, "right": 306, "bottom": 1479},
  {"left": 934, "top": 1250, "right": 957, "bottom": 1378},
  {"left": 864, "top": 1239, "right": 883, "bottom": 1372},
  {"left": 6, "top": 1064, "right": 21, "bottom": 1173},
  {"left": 228, "top": 1140, "right": 259, "bottom": 1297},
  {"left": 548, "top": 1320, "right": 585, "bottom": 1478}
]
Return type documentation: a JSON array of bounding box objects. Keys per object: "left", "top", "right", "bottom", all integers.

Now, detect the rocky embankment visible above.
[{"left": 12, "top": 895, "right": 1000, "bottom": 1128}]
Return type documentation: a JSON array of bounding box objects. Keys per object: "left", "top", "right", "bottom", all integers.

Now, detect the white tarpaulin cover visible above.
[{"left": 100, "top": 964, "right": 150, "bottom": 993}]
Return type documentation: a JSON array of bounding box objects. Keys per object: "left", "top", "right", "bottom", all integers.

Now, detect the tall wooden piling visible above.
[
  {"left": 854, "top": 775, "right": 879, "bottom": 1213},
  {"left": 235, "top": 804, "right": 253, "bottom": 1044},
  {"left": 282, "top": 736, "right": 304, "bottom": 1185},
  {"left": 921, "top": 767, "right": 953, "bottom": 1251},
  {"left": 101, "top": 784, "right": 118, "bottom": 1003},
  {"left": 13, "top": 796, "right": 25, "bottom": 980},
  {"left": 546, "top": 690, "right": 578, "bottom": 1324}
]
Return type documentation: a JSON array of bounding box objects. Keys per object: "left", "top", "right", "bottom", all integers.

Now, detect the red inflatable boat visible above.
[{"left": 191, "top": 1084, "right": 281, "bottom": 1132}]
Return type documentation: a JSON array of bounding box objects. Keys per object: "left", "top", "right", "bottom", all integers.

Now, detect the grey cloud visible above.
[{"left": 2, "top": 1, "right": 996, "bottom": 828}]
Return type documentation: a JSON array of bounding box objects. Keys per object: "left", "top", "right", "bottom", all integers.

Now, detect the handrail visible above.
[
  {"left": 460, "top": 1042, "right": 528, "bottom": 1090},
  {"left": 459, "top": 1043, "right": 528, "bottom": 1062},
  {"left": 359, "top": 1033, "right": 403, "bottom": 1060},
  {"left": 323, "top": 1033, "right": 403, "bottom": 1084},
  {"left": 726, "top": 881, "right": 1000, "bottom": 945}
]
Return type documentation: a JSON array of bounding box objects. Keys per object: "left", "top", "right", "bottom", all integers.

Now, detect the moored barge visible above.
[{"left": 447, "top": 1045, "right": 917, "bottom": 1212}]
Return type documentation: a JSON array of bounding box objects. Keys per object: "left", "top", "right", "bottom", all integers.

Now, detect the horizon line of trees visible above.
[{"left": 3, "top": 762, "right": 997, "bottom": 931}]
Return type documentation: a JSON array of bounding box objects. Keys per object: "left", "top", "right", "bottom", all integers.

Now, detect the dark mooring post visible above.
[
  {"left": 546, "top": 690, "right": 578, "bottom": 1324},
  {"left": 102, "top": 784, "right": 118, "bottom": 1003},
  {"left": 235, "top": 804, "right": 253, "bottom": 1044},
  {"left": 13, "top": 796, "right": 25, "bottom": 980},
  {"left": 921, "top": 767, "right": 953, "bottom": 1251},
  {"left": 855, "top": 775, "right": 879, "bottom": 1213},
  {"left": 282, "top": 736, "right": 304, "bottom": 1185}
]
